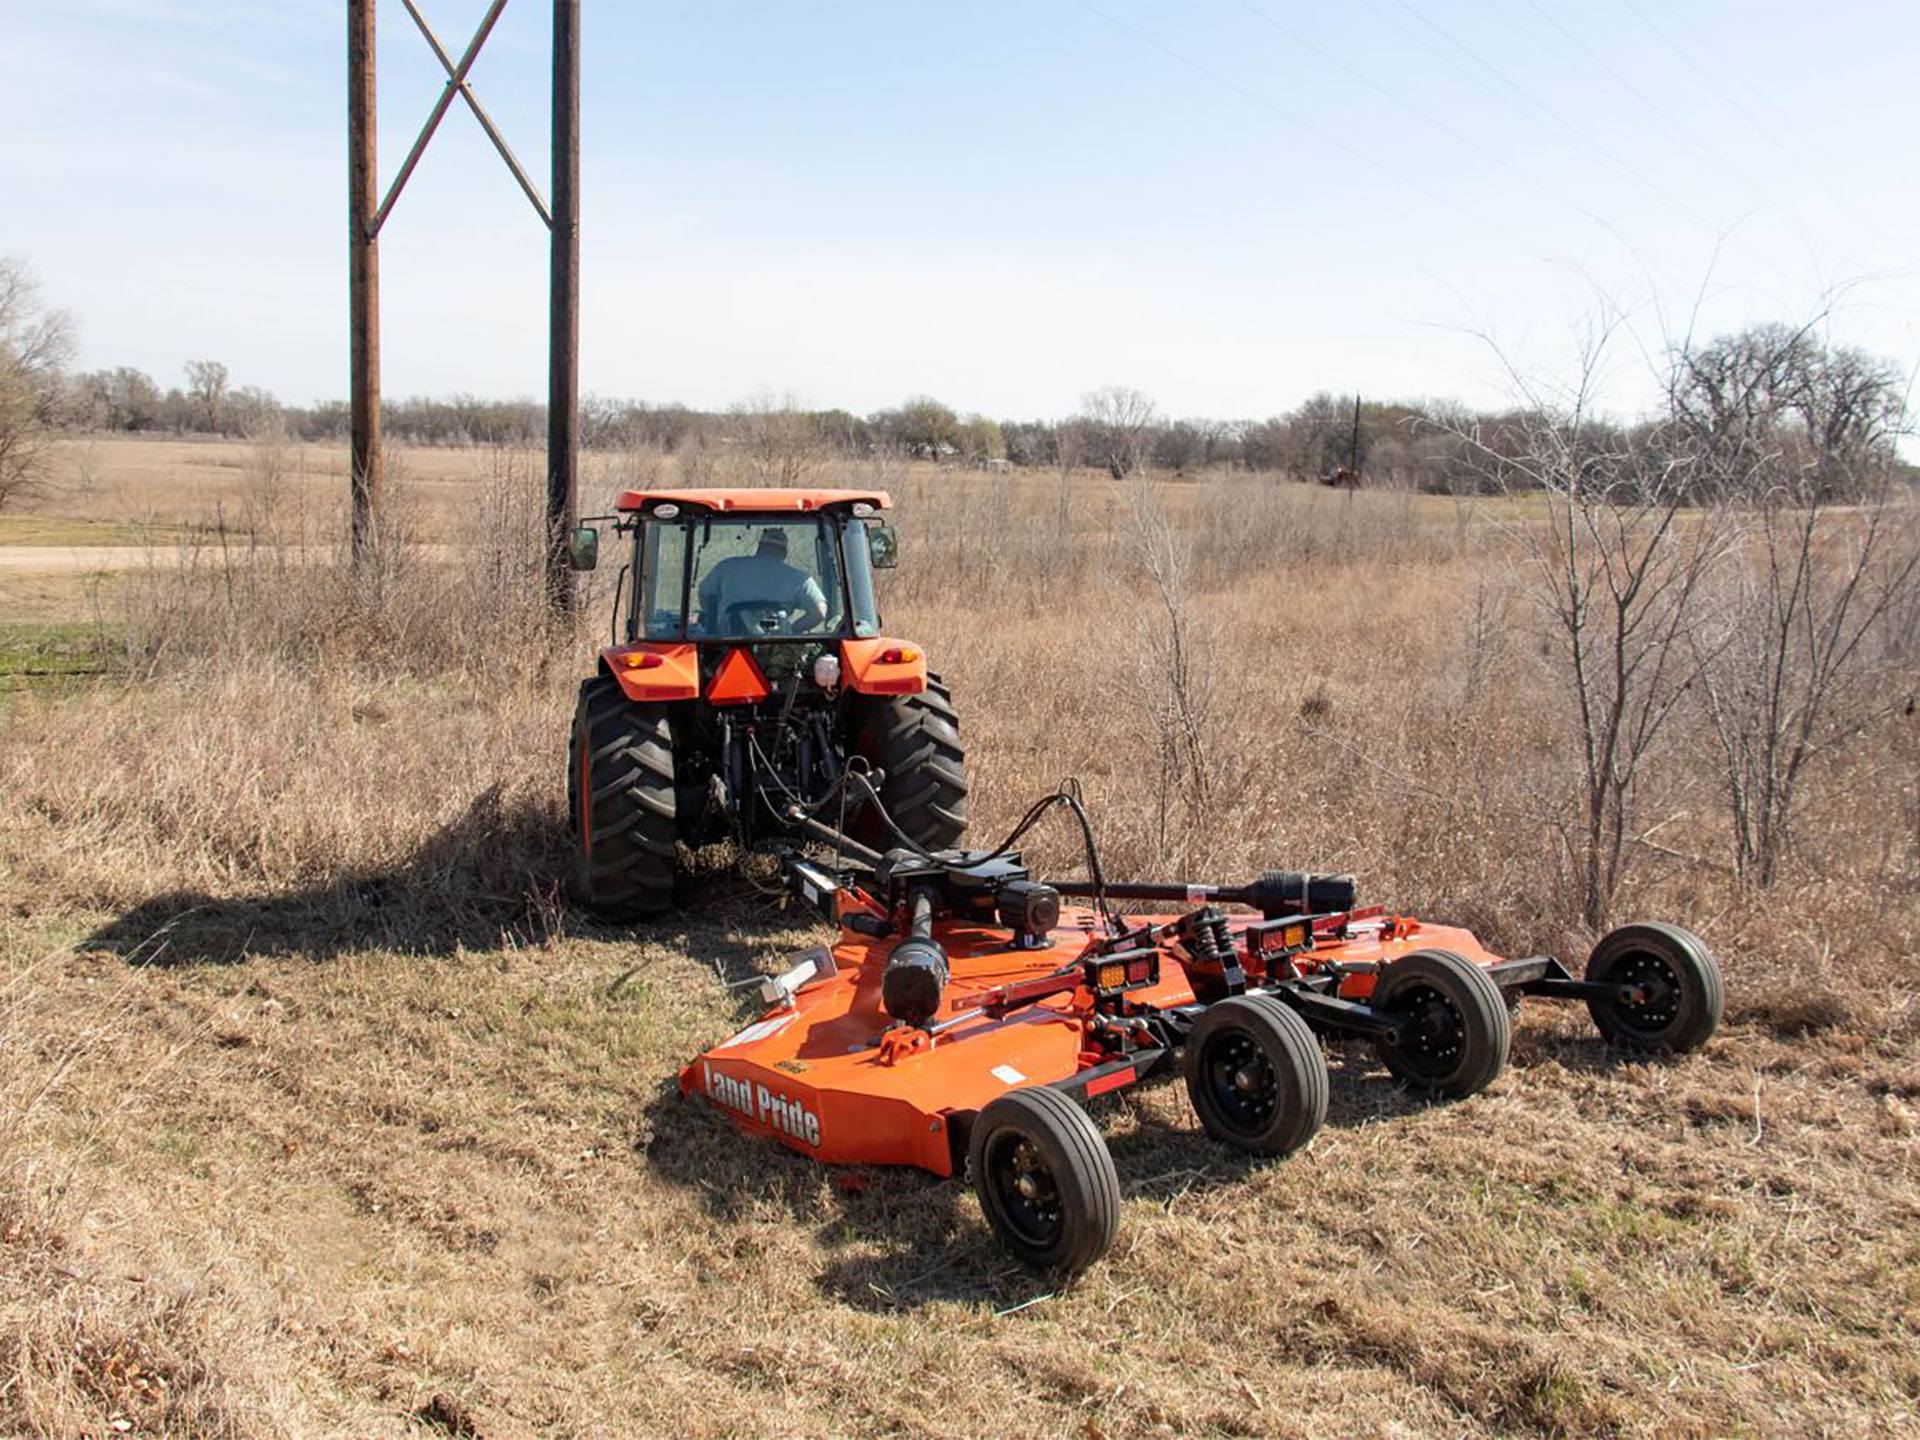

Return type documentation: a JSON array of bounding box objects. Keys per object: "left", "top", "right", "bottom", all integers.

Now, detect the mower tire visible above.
[
  {"left": 969, "top": 1086, "right": 1119, "bottom": 1276},
  {"left": 1372, "top": 949, "right": 1510, "bottom": 1099},
  {"left": 848, "top": 675, "right": 968, "bottom": 852},
  {"left": 1585, "top": 922, "right": 1724, "bottom": 1054},
  {"left": 1184, "top": 994, "right": 1328, "bottom": 1156},
  {"left": 570, "top": 676, "right": 677, "bottom": 919}
]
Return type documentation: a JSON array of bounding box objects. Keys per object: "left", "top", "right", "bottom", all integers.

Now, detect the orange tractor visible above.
[
  {"left": 568, "top": 488, "right": 1724, "bottom": 1274},
  {"left": 566, "top": 488, "right": 965, "bottom": 916}
]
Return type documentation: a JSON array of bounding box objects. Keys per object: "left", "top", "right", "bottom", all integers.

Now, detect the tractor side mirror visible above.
[
  {"left": 868, "top": 524, "right": 898, "bottom": 570},
  {"left": 568, "top": 524, "right": 599, "bottom": 572}
]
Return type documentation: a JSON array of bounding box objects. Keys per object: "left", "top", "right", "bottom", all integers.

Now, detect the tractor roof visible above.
[{"left": 613, "top": 488, "right": 891, "bottom": 514}]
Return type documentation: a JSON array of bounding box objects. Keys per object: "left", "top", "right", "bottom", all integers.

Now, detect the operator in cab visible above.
[{"left": 695, "top": 527, "right": 830, "bottom": 635}]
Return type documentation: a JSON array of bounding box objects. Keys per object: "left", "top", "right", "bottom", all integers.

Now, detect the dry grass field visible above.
[{"left": 2, "top": 437, "right": 1917, "bottom": 1437}]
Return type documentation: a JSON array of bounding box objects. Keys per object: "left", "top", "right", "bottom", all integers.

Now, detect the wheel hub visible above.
[
  {"left": 990, "top": 1136, "right": 1063, "bottom": 1246},
  {"left": 1205, "top": 1032, "right": 1279, "bottom": 1132},
  {"left": 1389, "top": 985, "right": 1466, "bottom": 1075},
  {"left": 1609, "top": 951, "right": 1681, "bottom": 1032}
]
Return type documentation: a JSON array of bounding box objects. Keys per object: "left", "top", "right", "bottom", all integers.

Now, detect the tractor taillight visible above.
[
  {"left": 622, "top": 652, "right": 664, "bottom": 670},
  {"left": 1126, "top": 954, "right": 1156, "bottom": 985},
  {"left": 878, "top": 645, "right": 920, "bottom": 665},
  {"left": 1096, "top": 961, "right": 1128, "bottom": 990}
]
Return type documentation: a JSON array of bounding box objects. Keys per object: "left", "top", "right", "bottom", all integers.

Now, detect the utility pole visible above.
[
  {"left": 345, "top": 0, "right": 581, "bottom": 612},
  {"left": 348, "top": 0, "right": 381, "bottom": 566},
  {"left": 548, "top": 0, "right": 580, "bottom": 615}
]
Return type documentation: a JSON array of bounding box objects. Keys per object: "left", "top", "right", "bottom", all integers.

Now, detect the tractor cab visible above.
[
  {"left": 591, "top": 489, "right": 895, "bottom": 649},
  {"left": 567, "top": 488, "right": 967, "bottom": 918}
]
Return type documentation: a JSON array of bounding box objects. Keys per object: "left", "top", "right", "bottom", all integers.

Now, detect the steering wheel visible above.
[{"left": 722, "top": 601, "right": 788, "bottom": 635}]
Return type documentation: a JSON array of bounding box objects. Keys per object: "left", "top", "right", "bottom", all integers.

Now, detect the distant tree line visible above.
[{"left": 6, "top": 257, "right": 1912, "bottom": 508}]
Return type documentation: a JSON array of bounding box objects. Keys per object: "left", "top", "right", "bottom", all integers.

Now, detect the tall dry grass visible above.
[
  {"left": 6, "top": 445, "right": 1914, "bottom": 1012},
  {"left": 2, "top": 444, "right": 1918, "bottom": 1434}
]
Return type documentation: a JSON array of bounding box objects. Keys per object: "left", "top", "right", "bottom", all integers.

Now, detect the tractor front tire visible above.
[
  {"left": 1184, "top": 994, "right": 1328, "bottom": 1157},
  {"left": 1372, "top": 949, "right": 1511, "bottom": 1099},
  {"left": 570, "top": 676, "right": 676, "bottom": 919},
  {"left": 849, "top": 675, "right": 968, "bottom": 852},
  {"left": 969, "top": 1086, "right": 1119, "bottom": 1276},
  {"left": 1585, "top": 922, "right": 1724, "bottom": 1054}
]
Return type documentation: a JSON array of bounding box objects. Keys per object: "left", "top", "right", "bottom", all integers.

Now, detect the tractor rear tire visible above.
[
  {"left": 1585, "top": 922, "right": 1724, "bottom": 1054},
  {"left": 1184, "top": 994, "right": 1328, "bottom": 1157},
  {"left": 1372, "top": 949, "right": 1511, "bottom": 1099},
  {"left": 969, "top": 1086, "right": 1119, "bottom": 1276},
  {"left": 848, "top": 674, "right": 968, "bottom": 852},
  {"left": 570, "top": 676, "right": 677, "bottom": 919}
]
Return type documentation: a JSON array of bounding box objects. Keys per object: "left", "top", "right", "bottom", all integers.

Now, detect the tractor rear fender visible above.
[
  {"left": 599, "top": 643, "right": 701, "bottom": 703},
  {"left": 840, "top": 638, "right": 928, "bottom": 696}
]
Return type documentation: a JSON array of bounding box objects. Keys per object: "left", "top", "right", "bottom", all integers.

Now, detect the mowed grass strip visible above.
[{"left": 0, "top": 621, "right": 122, "bottom": 693}]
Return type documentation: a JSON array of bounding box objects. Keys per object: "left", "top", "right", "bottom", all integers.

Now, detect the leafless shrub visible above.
[
  {"left": 1465, "top": 320, "right": 1734, "bottom": 928},
  {"left": 236, "top": 419, "right": 296, "bottom": 549},
  {"left": 116, "top": 446, "right": 573, "bottom": 687},
  {"left": 1122, "top": 487, "right": 1217, "bottom": 863},
  {"left": 65, "top": 437, "right": 106, "bottom": 501},
  {"left": 1694, "top": 473, "right": 1920, "bottom": 886}
]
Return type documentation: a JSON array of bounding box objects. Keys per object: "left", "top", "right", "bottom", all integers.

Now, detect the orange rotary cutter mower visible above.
[{"left": 679, "top": 782, "right": 1724, "bottom": 1274}]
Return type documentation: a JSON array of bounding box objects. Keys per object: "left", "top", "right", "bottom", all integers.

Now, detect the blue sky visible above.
[{"left": 3, "top": 1, "right": 1915, "bottom": 423}]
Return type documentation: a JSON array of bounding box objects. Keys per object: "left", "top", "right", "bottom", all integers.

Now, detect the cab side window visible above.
[{"left": 640, "top": 521, "right": 689, "bottom": 639}]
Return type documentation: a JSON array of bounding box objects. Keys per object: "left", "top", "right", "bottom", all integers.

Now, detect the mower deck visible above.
[
  {"left": 677, "top": 799, "right": 1725, "bottom": 1275},
  {"left": 690, "top": 905, "right": 1532, "bottom": 1172}
]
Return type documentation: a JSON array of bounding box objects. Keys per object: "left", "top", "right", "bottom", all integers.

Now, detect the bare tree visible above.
[
  {"left": 0, "top": 258, "right": 75, "bottom": 511},
  {"left": 184, "top": 359, "right": 230, "bottom": 434},
  {"left": 729, "top": 391, "right": 825, "bottom": 488},
  {"left": 1669, "top": 321, "right": 1907, "bottom": 501},
  {"left": 1080, "top": 385, "right": 1159, "bottom": 479}
]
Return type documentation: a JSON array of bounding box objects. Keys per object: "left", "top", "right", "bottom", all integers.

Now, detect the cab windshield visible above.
[{"left": 636, "top": 514, "right": 880, "bottom": 641}]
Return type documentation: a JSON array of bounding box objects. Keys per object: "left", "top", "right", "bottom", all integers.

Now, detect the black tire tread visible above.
[
  {"left": 850, "top": 673, "right": 968, "bottom": 850},
  {"left": 968, "top": 1085, "right": 1119, "bottom": 1276},
  {"left": 571, "top": 676, "right": 677, "bottom": 918},
  {"left": 1372, "top": 948, "right": 1511, "bottom": 1099},
  {"left": 1585, "top": 921, "right": 1725, "bottom": 1053},
  {"left": 1184, "top": 993, "right": 1329, "bottom": 1156}
]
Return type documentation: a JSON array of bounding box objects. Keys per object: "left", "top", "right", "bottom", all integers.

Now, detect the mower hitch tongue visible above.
[{"left": 678, "top": 802, "right": 1725, "bottom": 1276}]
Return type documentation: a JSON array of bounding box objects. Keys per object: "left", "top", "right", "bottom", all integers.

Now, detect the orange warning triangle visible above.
[{"left": 707, "top": 647, "right": 771, "bottom": 705}]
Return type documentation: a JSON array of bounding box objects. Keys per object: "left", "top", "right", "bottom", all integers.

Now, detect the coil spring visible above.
[{"left": 1187, "top": 907, "right": 1236, "bottom": 965}]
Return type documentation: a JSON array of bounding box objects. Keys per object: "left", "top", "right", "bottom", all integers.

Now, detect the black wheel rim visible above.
[
  {"left": 1201, "top": 1029, "right": 1279, "bottom": 1135},
  {"left": 984, "top": 1132, "right": 1063, "bottom": 1249},
  {"left": 1385, "top": 982, "right": 1467, "bottom": 1079},
  {"left": 1604, "top": 949, "right": 1682, "bottom": 1038}
]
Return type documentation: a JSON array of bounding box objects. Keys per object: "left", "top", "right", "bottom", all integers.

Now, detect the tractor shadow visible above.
[
  {"left": 85, "top": 785, "right": 576, "bottom": 967},
  {"left": 81, "top": 783, "right": 834, "bottom": 969}
]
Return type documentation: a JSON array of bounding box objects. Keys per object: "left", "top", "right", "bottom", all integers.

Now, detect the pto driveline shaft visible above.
[{"left": 1051, "top": 872, "right": 1356, "bottom": 918}]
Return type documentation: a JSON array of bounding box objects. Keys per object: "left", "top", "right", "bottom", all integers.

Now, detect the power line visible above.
[
  {"left": 1615, "top": 0, "right": 1894, "bottom": 250},
  {"left": 1073, "top": 0, "right": 1550, "bottom": 259},
  {"left": 1234, "top": 1, "right": 1668, "bottom": 286},
  {"left": 1364, "top": 0, "right": 1805, "bottom": 294},
  {"left": 1512, "top": 0, "right": 1794, "bottom": 224}
]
